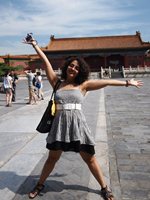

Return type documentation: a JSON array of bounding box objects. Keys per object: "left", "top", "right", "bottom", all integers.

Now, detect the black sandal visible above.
[
  {"left": 101, "top": 186, "right": 114, "bottom": 200},
  {"left": 28, "top": 183, "right": 45, "bottom": 199}
]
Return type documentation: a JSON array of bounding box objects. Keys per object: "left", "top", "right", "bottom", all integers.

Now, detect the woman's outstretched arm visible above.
[{"left": 81, "top": 78, "right": 143, "bottom": 92}]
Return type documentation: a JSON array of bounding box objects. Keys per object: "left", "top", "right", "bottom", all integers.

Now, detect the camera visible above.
[{"left": 25, "top": 33, "right": 33, "bottom": 42}]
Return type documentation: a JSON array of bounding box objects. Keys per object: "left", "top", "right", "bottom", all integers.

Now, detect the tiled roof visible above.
[
  {"left": 45, "top": 32, "right": 150, "bottom": 52},
  {"left": 1, "top": 54, "right": 39, "bottom": 60}
]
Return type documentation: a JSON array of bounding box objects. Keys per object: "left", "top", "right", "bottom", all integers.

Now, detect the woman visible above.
[
  {"left": 3, "top": 71, "right": 13, "bottom": 107},
  {"left": 23, "top": 35, "right": 143, "bottom": 200},
  {"left": 10, "top": 71, "right": 19, "bottom": 102}
]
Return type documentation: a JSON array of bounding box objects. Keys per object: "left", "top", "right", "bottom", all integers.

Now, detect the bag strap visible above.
[{"left": 50, "top": 79, "right": 61, "bottom": 100}]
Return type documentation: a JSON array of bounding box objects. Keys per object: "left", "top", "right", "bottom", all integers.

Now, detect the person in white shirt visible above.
[
  {"left": 3, "top": 71, "right": 13, "bottom": 107},
  {"left": 24, "top": 69, "right": 37, "bottom": 105},
  {"left": 35, "top": 72, "right": 44, "bottom": 100}
]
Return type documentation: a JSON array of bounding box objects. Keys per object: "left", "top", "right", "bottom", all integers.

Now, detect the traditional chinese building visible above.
[
  {"left": 0, "top": 54, "right": 38, "bottom": 74},
  {"left": 1, "top": 31, "right": 150, "bottom": 72},
  {"left": 28, "top": 31, "right": 150, "bottom": 72}
]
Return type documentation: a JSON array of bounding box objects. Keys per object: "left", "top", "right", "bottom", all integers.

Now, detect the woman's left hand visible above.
[{"left": 128, "top": 78, "right": 143, "bottom": 88}]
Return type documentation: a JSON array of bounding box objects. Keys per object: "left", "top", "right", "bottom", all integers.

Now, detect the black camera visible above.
[{"left": 25, "top": 33, "right": 33, "bottom": 42}]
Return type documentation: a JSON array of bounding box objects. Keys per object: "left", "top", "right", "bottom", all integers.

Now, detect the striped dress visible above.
[{"left": 46, "top": 89, "right": 95, "bottom": 155}]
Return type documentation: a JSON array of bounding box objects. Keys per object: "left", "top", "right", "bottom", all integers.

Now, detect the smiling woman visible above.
[
  {"left": 23, "top": 33, "right": 143, "bottom": 200},
  {"left": 24, "top": 33, "right": 142, "bottom": 200},
  {"left": 61, "top": 57, "right": 90, "bottom": 84}
]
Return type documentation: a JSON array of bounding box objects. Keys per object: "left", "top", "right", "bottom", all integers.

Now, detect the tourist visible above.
[{"left": 23, "top": 35, "right": 143, "bottom": 200}]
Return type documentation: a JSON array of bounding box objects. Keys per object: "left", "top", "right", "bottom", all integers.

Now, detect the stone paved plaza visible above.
[
  {"left": 105, "top": 77, "right": 150, "bottom": 200},
  {"left": 0, "top": 77, "right": 150, "bottom": 200}
]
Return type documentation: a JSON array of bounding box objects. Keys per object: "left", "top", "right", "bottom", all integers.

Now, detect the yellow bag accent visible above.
[{"left": 51, "top": 100, "right": 56, "bottom": 116}]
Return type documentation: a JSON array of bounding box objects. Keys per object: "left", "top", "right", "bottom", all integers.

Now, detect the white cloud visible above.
[
  {"left": 0, "top": 0, "right": 149, "bottom": 54},
  {"left": 0, "top": 0, "right": 139, "bottom": 36}
]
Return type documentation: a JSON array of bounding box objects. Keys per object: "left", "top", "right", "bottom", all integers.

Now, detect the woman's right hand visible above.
[
  {"left": 23, "top": 33, "right": 37, "bottom": 46},
  {"left": 23, "top": 33, "right": 57, "bottom": 87}
]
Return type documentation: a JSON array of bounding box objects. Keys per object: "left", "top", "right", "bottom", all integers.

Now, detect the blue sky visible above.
[{"left": 0, "top": 0, "right": 150, "bottom": 55}]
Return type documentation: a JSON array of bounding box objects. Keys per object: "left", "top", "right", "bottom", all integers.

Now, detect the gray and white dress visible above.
[{"left": 46, "top": 89, "right": 95, "bottom": 155}]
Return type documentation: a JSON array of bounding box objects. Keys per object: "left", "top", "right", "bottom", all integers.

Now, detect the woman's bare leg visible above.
[
  {"left": 80, "top": 151, "right": 106, "bottom": 188},
  {"left": 38, "top": 150, "right": 62, "bottom": 185},
  {"left": 80, "top": 151, "right": 114, "bottom": 199},
  {"left": 9, "top": 90, "right": 12, "bottom": 105},
  {"left": 28, "top": 150, "right": 62, "bottom": 198},
  {"left": 6, "top": 93, "right": 9, "bottom": 105}
]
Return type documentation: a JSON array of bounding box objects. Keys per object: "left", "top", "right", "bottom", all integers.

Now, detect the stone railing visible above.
[
  {"left": 100, "top": 66, "right": 150, "bottom": 78},
  {"left": 122, "top": 66, "right": 150, "bottom": 78}
]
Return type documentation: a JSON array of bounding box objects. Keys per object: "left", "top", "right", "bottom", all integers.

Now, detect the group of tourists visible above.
[
  {"left": 1, "top": 70, "right": 44, "bottom": 107},
  {"left": 25, "top": 70, "right": 44, "bottom": 105}
]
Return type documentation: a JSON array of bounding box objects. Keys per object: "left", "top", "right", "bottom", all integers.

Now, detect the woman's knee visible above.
[
  {"left": 80, "top": 151, "right": 95, "bottom": 164},
  {"left": 47, "top": 150, "right": 62, "bottom": 163}
]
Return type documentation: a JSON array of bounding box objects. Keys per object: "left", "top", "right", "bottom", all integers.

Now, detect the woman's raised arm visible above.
[{"left": 23, "top": 34, "right": 58, "bottom": 87}]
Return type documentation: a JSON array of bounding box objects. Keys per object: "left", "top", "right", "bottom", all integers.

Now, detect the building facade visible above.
[
  {"left": 39, "top": 31, "right": 150, "bottom": 72},
  {"left": 1, "top": 31, "right": 150, "bottom": 72}
]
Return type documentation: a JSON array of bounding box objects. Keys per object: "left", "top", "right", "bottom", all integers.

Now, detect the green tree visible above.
[{"left": 0, "top": 63, "right": 23, "bottom": 76}]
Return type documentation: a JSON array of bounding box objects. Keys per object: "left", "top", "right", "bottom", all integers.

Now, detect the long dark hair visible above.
[
  {"left": 4, "top": 71, "right": 10, "bottom": 77},
  {"left": 61, "top": 57, "right": 90, "bottom": 84}
]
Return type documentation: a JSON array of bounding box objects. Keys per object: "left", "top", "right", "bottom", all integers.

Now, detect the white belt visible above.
[{"left": 56, "top": 103, "right": 81, "bottom": 110}]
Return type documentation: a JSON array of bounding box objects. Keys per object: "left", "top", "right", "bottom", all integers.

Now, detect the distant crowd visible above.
[{"left": 0, "top": 69, "right": 44, "bottom": 107}]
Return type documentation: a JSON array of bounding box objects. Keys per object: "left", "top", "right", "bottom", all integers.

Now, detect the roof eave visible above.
[{"left": 43, "top": 46, "right": 150, "bottom": 53}]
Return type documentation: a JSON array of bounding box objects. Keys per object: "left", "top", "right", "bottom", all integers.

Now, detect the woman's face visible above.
[{"left": 67, "top": 60, "right": 80, "bottom": 79}]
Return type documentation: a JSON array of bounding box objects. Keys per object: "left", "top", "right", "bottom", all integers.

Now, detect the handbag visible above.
[
  {"left": 35, "top": 82, "right": 41, "bottom": 89},
  {"left": 36, "top": 80, "right": 61, "bottom": 133}
]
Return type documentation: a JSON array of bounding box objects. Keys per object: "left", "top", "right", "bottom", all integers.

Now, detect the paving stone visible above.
[
  {"left": 105, "top": 77, "right": 150, "bottom": 200},
  {"left": 1, "top": 77, "right": 150, "bottom": 200},
  {"left": 122, "top": 189, "right": 149, "bottom": 200}
]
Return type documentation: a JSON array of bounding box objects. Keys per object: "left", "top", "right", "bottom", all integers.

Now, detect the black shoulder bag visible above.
[{"left": 36, "top": 80, "right": 61, "bottom": 133}]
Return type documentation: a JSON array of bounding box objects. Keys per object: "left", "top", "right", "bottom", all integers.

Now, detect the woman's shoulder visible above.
[
  {"left": 7, "top": 75, "right": 12, "bottom": 80},
  {"left": 38, "top": 75, "right": 42, "bottom": 80},
  {"left": 79, "top": 80, "right": 89, "bottom": 90}
]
